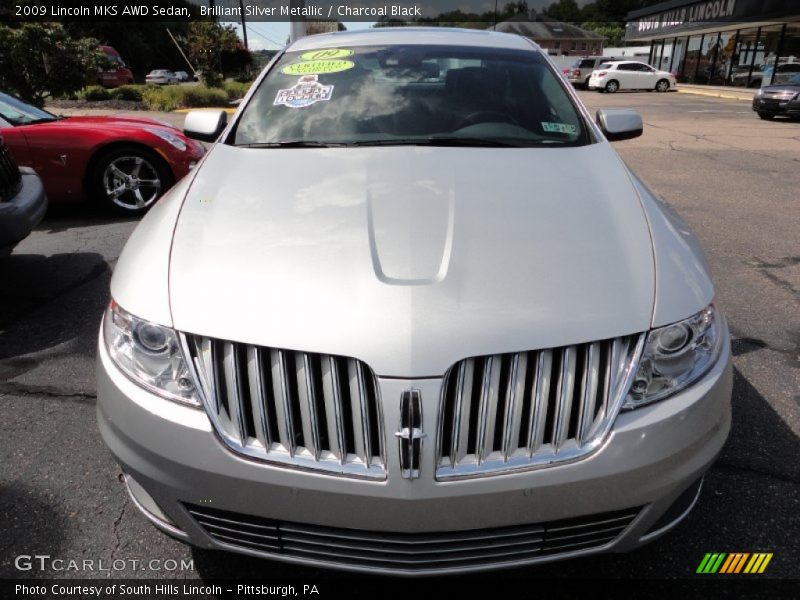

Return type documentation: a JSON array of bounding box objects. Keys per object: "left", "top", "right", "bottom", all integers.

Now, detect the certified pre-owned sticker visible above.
[
  {"left": 282, "top": 59, "right": 355, "bottom": 76},
  {"left": 274, "top": 75, "right": 333, "bottom": 108},
  {"left": 300, "top": 48, "right": 354, "bottom": 61},
  {"left": 541, "top": 122, "right": 578, "bottom": 134}
]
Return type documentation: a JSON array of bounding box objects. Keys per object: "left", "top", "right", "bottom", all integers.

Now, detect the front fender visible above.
[{"left": 629, "top": 171, "right": 715, "bottom": 327}]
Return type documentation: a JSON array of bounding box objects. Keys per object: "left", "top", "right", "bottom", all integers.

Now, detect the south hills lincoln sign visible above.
[
  {"left": 634, "top": 0, "right": 737, "bottom": 35},
  {"left": 625, "top": 0, "right": 798, "bottom": 40}
]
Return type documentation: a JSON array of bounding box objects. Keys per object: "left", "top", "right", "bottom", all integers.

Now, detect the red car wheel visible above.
[{"left": 90, "top": 145, "right": 173, "bottom": 215}]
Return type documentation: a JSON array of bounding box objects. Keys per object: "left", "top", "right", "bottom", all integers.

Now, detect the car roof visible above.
[{"left": 287, "top": 27, "right": 537, "bottom": 52}]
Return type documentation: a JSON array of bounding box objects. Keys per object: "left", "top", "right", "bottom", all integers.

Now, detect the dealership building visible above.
[{"left": 625, "top": 0, "right": 800, "bottom": 88}]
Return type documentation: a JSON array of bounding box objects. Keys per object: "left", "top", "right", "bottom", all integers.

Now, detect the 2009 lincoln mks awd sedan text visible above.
[{"left": 97, "top": 28, "right": 732, "bottom": 575}]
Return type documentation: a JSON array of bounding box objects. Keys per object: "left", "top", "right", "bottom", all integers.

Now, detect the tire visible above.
[
  {"left": 90, "top": 145, "right": 173, "bottom": 215},
  {"left": 656, "top": 79, "right": 670, "bottom": 92},
  {"left": 605, "top": 80, "right": 619, "bottom": 93},
  {"left": 758, "top": 112, "right": 775, "bottom": 120},
  {"left": 584, "top": 77, "right": 591, "bottom": 90}
]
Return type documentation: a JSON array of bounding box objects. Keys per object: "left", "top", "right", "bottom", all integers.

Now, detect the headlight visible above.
[
  {"left": 103, "top": 300, "right": 199, "bottom": 407},
  {"left": 145, "top": 127, "right": 187, "bottom": 151},
  {"left": 624, "top": 304, "right": 723, "bottom": 410},
  {"left": 755, "top": 88, "right": 763, "bottom": 98}
]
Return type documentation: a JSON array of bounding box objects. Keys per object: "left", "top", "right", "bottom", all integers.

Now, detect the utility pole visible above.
[
  {"left": 289, "top": 0, "right": 308, "bottom": 42},
  {"left": 239, "top": 0, "right": 248, "bottom": 49},
  {"left": 166, "top": 28, "right": 196, "bottom": 74}
]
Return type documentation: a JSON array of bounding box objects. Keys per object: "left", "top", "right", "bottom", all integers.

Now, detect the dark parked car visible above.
[
  {"left": 0, "top": 135, "right": 47, "bottom": 256},
  {"left": 752, "top": 83, "right": 800, "bottom": 120}
]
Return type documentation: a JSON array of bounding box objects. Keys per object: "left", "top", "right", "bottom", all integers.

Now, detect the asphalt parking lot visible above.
[{"left": 0, "top": 90, "right": 798, "bottom": 583}]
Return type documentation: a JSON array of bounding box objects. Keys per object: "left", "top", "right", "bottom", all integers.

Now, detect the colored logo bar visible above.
[{"left": 697, "top": 553, "right": 773, "bottom": 574}]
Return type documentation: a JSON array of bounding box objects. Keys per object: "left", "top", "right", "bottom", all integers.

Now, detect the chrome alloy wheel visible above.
[
  {"left": 103, "top": 156, "right": 162, "bottom": 211},
  {"left": 656, "top": 79, "right": 670, "bottom": 92}
]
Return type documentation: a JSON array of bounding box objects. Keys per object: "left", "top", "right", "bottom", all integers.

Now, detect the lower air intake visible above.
[{"left": 186, "top": 503, "right": 641, "bottom": 572}]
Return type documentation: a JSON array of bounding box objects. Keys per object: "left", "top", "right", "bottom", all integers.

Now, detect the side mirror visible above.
[
  {"left": 183, "top": 109, "right": 228, "bottom": 143},
  {"left": 596, "top": 108, "right": 643, "bottom": 141}
]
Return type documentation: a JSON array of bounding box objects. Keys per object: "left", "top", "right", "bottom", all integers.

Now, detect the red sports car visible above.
[{"left": 0, "top": 92, "right": 205, "bottom": 214}]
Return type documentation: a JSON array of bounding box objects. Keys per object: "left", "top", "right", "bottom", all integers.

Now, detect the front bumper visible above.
[
  {"left": 0, "top": 167, "right": 47, "bottom": 255},
  {"left": 97, "top": 327, "right": 732, "bottom": 575},
  {"left": 164, "top": 140, "right": 206, "bottom": 182},
  {"left": 752, "top": 97, "right": 800, "bottom": 117}
]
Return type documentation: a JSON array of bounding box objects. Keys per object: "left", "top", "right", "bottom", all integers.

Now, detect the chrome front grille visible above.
[
  {"left": 762, "top": 90, "right": 797, "bottom": 101},
  {"left": 185, "top": 503, "right": 641, "bottom": 572},
  {"left": 183, "top": 335, "right": 385, "bottom": 479},
  {"left": 436, "top": 335, "right": 643, "bottom": 479}
]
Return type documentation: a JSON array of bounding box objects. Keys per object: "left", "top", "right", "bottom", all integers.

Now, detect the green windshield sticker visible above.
[
  {"left": 300, "top": 48, "right": 354, "bottom": 61},
  {"left": 282, "top": 60, "right": 355, "bottom": 76},
  {"left": 541, "top": 122, "right": 577, "bottom": 134}
]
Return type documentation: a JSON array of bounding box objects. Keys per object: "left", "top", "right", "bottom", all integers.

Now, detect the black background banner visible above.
[
  {"left": 8, "top": 1, "right": 514, "bottom": 23},
  {"left": 5, "top": 0, "right": 797, "bottom": 24},
  {"left": 2, "top": 578, "right": 799, "bottom": 600}
]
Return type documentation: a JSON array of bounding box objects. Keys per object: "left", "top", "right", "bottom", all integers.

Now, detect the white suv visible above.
[{"left": 589, "top": 61, "right": 676, "bottom": 93}]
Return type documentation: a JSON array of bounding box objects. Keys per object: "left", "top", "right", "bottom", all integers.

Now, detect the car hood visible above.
[
  {"left": 761, "top": 84, "right": 800, "bottom": 92},
  {"left": 53, "top": 115, "right": 181, "bottom": 131},
  {"left": 169, "top": 143, "right": 655, "bottom": 376}
]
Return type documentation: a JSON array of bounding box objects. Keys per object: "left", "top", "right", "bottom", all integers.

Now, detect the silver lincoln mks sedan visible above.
[{"left": 97, "top": 28, "right": 732, "bottom": 575}]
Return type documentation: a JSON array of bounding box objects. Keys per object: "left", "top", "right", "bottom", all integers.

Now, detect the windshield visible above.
[
  {"left": 0, "top": 92, "right": 58, "bottom": 126},
  {"left": 233, "top": 44, "right": 588, "bottom": 148}
]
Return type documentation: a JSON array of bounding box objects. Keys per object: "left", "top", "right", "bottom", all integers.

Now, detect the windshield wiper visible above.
[
  {"left": 237, "top": 140, "right": 346, "bottom": 148},
  {"left": 238, "top": 137, "right": 544, "bottom": 149},
  {"left": 425, "top": 136, "right": 528, "bottom": 147},
  {"left": 350, "top": 137, "right": 528, "bottom": 148}
]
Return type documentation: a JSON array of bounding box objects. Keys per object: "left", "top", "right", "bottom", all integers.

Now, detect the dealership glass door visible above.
[
  {"left": 708, "top": 32, "right": 736, "bottom": 84},
  {"left": 730, "top": 27, "right": 760, "bottom": 87},
  {"left": 680, "top": 36, "right": 703, "bottom": 83},
  {"left": 774, "top": 23, "right": 800, "bottom": 85},
  {"left": 670, "top": 37, "right": 686, "bottom": 75},
  {"left": 755, "top": 25, "right": 787, "bottom": 88}
]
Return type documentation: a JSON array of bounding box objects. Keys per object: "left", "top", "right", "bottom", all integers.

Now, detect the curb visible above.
[{"left": 676, "top": 88, "right": 751, "bottom": 102}]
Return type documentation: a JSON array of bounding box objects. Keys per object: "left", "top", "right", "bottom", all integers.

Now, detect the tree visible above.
[
  {"left": 64, "top": 1, "right": 203, "bottom": 81},
  {"left": 544, "top": 0, "right": 582, "bottom": 22},
  {"left": 0, "top": 23, "right": 102, "bottom": 106},
  {"left": 580, "top": 22, "right": 626, "bottom": 46},
  {"left": 586, "top": 0, "right": 645, "bottom": 23},
  {"left": 65, "top": 21, "right": 193, "bottom": 81},
  {"left": 181, "top": 22, "right": 247, "bottom": 87}
]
